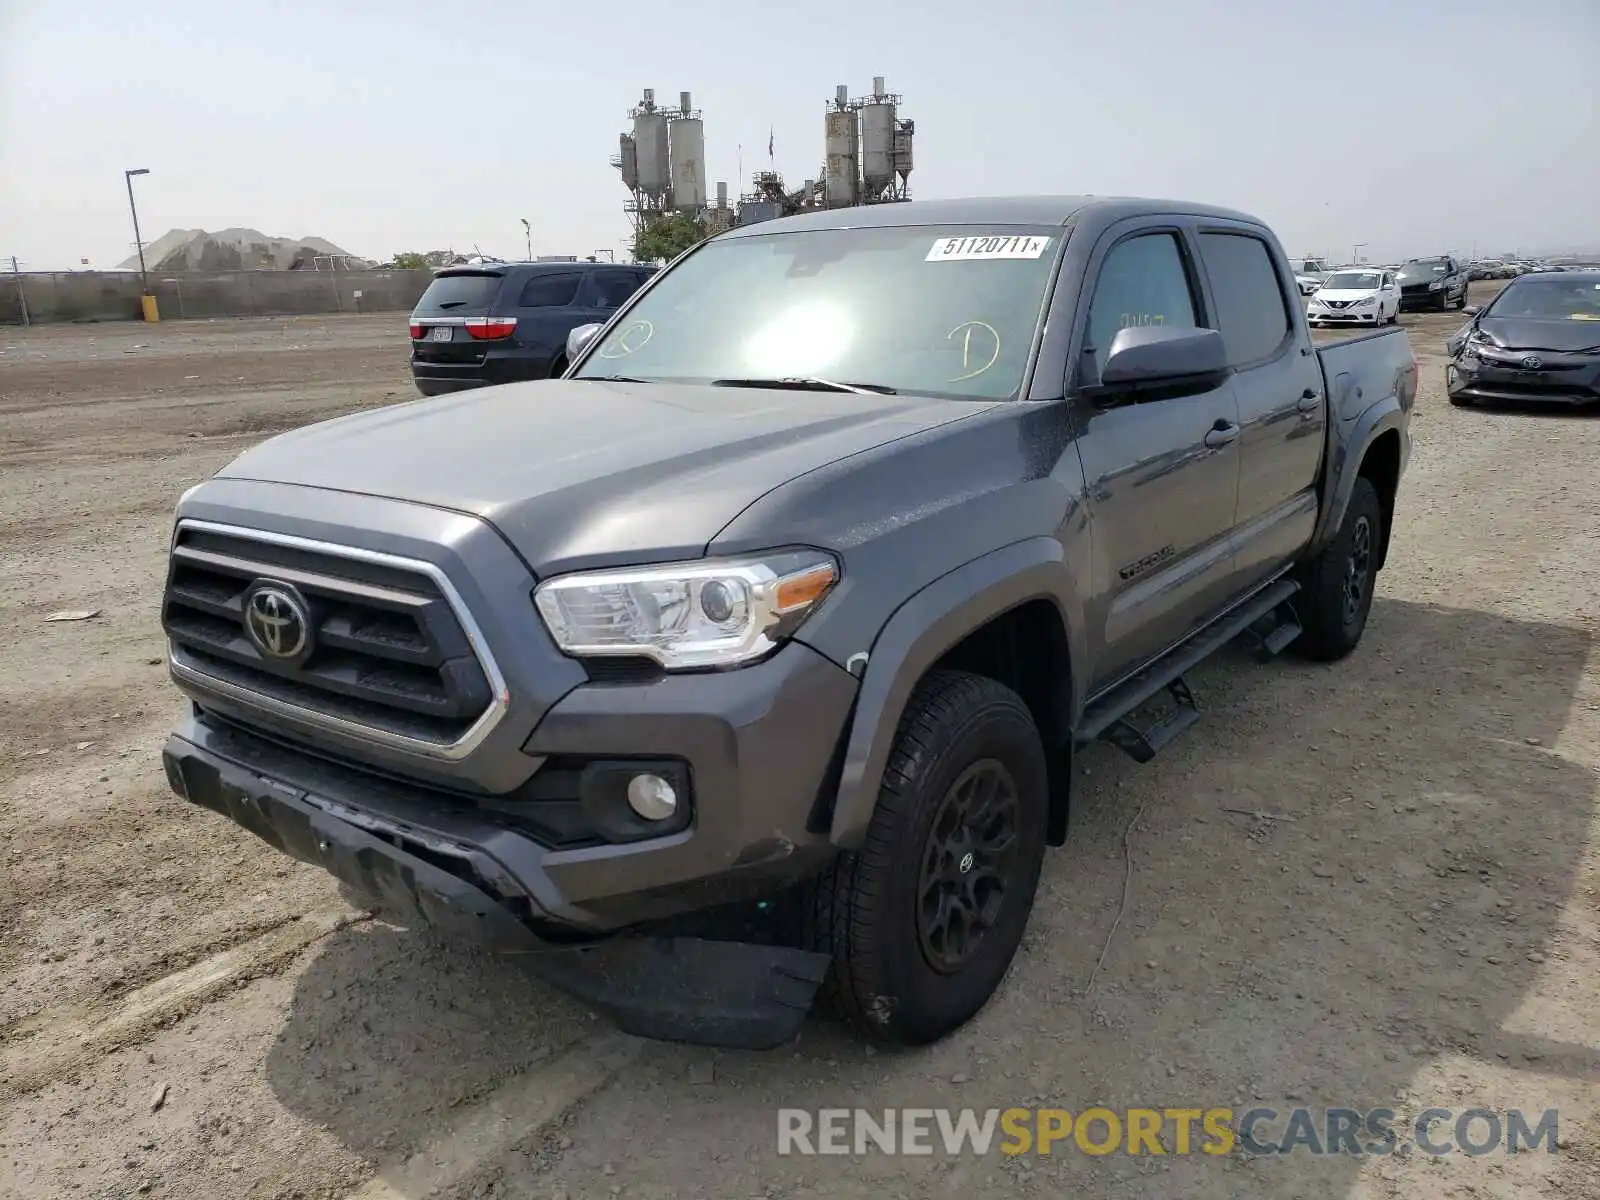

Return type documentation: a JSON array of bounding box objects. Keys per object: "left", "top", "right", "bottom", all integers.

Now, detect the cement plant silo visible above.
[
  {"left": 893, "top": 120, "right": 915, "bottom": 184},
  {"left": 823, "top": 85, "right": 859, "bottom": 208},
  {"left": 860, "top": 77, "right": 896, "bottom": 193},
  {"left": 632, "top": 89, "right": 670, "bottom": 200},
  {"left": 617, "top": 132, "right": 639, "bottom": 191},
  {"left": 668, "top": 91, "right": 707, "bottom": 212}
]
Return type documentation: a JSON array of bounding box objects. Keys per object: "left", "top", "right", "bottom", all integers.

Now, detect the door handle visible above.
[
  {"left": 1297, "top": 389, "right": 1321, "bottom": 412},
  {"left": 1203, "top": 421, "right": 1240, "bottom": 448}
]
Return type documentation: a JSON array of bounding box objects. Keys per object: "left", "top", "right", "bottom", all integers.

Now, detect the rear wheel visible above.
[
  {"left": 548, "top": 355, "right": 568, "bottom": 379},
  {"left": 809, "top": 670, "right": 1048, "bottom": 1047},
  {"left": 1294, "top": 476, "right": 1383, "bottom": 662}
]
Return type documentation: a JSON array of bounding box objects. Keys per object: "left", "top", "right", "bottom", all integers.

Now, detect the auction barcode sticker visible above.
[{"left": 926, "top": 235, "right": 1052, "bottom": 262}]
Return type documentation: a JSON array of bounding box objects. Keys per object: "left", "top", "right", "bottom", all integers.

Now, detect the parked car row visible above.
[
  {"left": 1306, "top": 256, "right": 1471, "bottom": 327},
  {"left": 1467, "top": 259, "right": 1568, "bottom": 280}
]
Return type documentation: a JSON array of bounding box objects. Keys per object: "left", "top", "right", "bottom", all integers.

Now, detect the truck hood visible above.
[{"left": 217, "top": 378, "right": 994, "bottom": 574}]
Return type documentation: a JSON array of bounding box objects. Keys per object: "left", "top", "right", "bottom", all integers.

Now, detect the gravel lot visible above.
[{"left": 2, "top": 292, "right": 1597, "bottom": 1200}]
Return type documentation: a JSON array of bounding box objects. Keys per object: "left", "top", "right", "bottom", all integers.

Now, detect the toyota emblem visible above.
[
  {"left": 1520, "top": 354, "right": 1543, "bottom": 370},
  {"left": 243, "top": 583, "right": 311, "bottom": 659}
]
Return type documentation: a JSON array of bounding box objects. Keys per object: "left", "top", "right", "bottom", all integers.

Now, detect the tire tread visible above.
[{"left": 809, "top": 669, "right": 1041, "bottom": 1044}]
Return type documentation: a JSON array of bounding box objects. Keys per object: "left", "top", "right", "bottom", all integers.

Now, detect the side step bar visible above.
[{"left": 1078, "top": 578, "right": 1302, "bottom": 763}]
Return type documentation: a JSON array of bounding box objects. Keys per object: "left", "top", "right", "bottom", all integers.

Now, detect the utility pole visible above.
[
  {"left": 124, "top": 168, "right": 151, "bottom": 295},
  {"left": 9, "top": 256, "right": 29, "bottom": 326},
  {"left": 521, "top": 218, "right": 531, "bottom": 261}
]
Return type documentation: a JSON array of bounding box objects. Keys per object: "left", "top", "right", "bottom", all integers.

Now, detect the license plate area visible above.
[{"left": 430, "top": 325, "right": 454, "bottom": 342}]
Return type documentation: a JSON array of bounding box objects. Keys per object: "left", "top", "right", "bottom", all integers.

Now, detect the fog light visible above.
[{"left": 626, "top": 773, "right": 678, "bottom": 821}]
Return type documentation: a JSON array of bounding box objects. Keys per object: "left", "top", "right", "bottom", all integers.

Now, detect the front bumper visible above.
[
  {"left": 1447, "top": 354, "right": 1600, "bottom": 405},
  {"left": 1399, "top": 288, "right": 1449, "bottom": 310},
  {"left": 1307, "top": 305, "right": 1384, "bottom": 325},
  {"left": 162, "top": 692, "right": 844, "bottom": 1048}
]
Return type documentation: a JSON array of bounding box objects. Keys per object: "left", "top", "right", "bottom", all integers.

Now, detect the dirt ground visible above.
[{"left": 2, "top": 292, "right": 1597, "bottom": 1200}]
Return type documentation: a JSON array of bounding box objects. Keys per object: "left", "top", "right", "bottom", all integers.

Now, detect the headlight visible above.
[
  {"left": 533, "top": 551, "right": 839, "bottom": 670},
  {"left": 1428, "top": 279, "right": 1444, "bottom": 290},
  {"left": 1355, "top": 297, "right": 1375, "bottom": 307}
]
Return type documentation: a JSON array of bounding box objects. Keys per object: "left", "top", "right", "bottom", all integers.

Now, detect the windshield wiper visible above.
[
  {"left": 711, "top": 376, "right": 898, "bottom": 395},
  {"left": 580, "top": 374, "right": 654, "bottom": 383}
]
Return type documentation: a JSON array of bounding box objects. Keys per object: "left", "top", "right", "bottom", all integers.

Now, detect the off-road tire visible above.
[
  {"left": 808, "top": 669, "right": 1048, "bottom": 1047},
  {"left": 1294, "top": 475, "right": 1383, "bottom": 661}
]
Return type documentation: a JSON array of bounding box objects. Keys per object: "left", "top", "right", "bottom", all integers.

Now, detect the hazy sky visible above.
[{"left": 2, "top": 0, "right": 1595, "bottom": 270}]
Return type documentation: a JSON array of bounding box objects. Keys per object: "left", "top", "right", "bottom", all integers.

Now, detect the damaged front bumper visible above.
[{"left": 162, "top": 721, "right": 832, "bottom": 1050}]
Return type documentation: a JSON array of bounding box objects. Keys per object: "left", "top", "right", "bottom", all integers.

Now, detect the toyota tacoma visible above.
[{"left": 160, "top": 196, "right": 1416, "bottom": 1050}]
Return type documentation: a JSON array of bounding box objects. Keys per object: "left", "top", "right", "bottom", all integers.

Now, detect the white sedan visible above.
[{"left": 1307, "top": 269, "right": 1401, "bottom": 327}]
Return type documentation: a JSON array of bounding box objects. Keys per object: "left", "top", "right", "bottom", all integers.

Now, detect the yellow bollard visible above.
[{"left": 140, "top": 292, "right": 160, "bottom": 322}]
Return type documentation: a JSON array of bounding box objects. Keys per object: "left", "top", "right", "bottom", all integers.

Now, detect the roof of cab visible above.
[{"left": 717, "top": 195, "right": 1266, "bottom": 239}]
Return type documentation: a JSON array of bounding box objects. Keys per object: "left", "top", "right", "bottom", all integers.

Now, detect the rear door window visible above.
[
  {"left": 1198, "top": 232, "right": 1291, "bottom": 366},
  {"left": 516, "top": 271, "right": 583, "bottom": 308},
  {"left": 584, "top": 270, "right": 643, "bottom": 311},
  {"left": 413, "top": 272, "right": 503, "bottom": 316}
]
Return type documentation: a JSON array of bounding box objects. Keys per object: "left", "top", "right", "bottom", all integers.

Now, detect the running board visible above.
[
  {"left": 1078, "top": 578, "right": 1302, "bottom": 762},
  {"left": 1240, "top": 600, "right": 1305, "bottom": 663}
]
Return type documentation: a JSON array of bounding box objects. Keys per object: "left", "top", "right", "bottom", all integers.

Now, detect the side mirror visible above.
[
  {"left": 1097, "top": 326, "right": 1229, "bottom": 391},
  {"left": 1463, "top": 304, "right": 1481, "bottom": 315},
  {"left": 566, "top": 322, "right": 603, "bottom": 361}
]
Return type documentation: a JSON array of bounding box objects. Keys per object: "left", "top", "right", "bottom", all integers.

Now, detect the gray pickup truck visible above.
[{"left": 159, "top": 196, "right": 1415, "bottom": 1051}]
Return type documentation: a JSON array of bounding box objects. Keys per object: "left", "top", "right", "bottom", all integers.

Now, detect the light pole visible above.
[
  {"left": 1352, "top": 241, "right": 1368, "bottom": 266},
  {"left": 520, "top": 218, "right": 531, "bottom": 261},
  {"left": 125, "top": 168, "right": 151, "bottom": 295}
]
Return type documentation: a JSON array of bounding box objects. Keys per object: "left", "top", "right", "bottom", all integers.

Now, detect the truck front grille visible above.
[{"left": 162, "top": 524, "right": 498, "bottom": 751}]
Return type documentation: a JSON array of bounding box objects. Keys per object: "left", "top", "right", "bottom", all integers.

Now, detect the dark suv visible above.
[
  {"left": 408, "top": 262, "right": 657, "bottom": 395},
  {"left": 1396, "top": 255, "right": 1469, "bottom": 312}
]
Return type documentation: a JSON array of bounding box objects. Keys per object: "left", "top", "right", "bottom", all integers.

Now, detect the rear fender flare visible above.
[
  {"left": 827, "top": 537, "right": 1085, "bottom": 849},
  {"left": 1309, "top": 392, "right": 1404, "bottom": 556}
]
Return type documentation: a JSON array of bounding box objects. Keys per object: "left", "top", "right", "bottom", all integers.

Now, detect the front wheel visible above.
[
  {"left": 1293, "top": 476, "right": 1383, "bottom": 662},
  {"left": 809, "top": 670, "right": 1048, "bottom": 1047}
]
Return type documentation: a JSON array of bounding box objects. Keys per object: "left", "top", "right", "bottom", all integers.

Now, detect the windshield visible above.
[
  {"left": 1322, "top": 272, "right": 1383, "bottom": 290},
  {"left": 1487, "top": 278, "right": 1600, "bottom": 322},
  {"left": 1400, "top": 260, "right": 1449, "bottom": 277},
  {"left": 571, "top": 224, "right": 1064, "bottom": 399}
]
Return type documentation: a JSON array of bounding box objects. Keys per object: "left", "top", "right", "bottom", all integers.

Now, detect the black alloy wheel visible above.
[
  {"left": 915, "top": 759, "right": 1021, "bottom": 975},
  {"left": 1342, "top": 512, "right": 1374, "bottom": 628}
]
